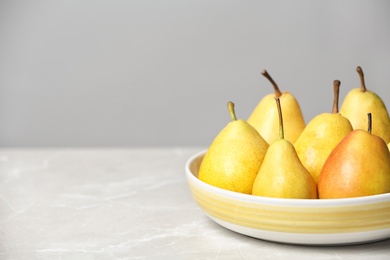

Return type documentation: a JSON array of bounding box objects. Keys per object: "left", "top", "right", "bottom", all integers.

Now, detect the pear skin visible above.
[
  {"left": 198, "top": 102, "right": 269, "bottom": 194},
  {"left": 252, "top": 139, "right": 318, "bottom": 199},
  {"left": 318, "top": 119, "right": 390, "bottom": 199},
  {"left": 252, "top": 98, "right": 317, "bottom": 199},
  {"left": 295, "top": 80, "right": 353, "bottom": 184},
  {"left": 340, "top": 66, "right": 390, "bottom": 143},
  {"left": 248, "top": 70, "right": 305, "bottom": 144}
]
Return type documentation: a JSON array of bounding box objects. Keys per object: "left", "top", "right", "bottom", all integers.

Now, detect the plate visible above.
[{"left": 185, "top": 150, "right": 390, "bottom": 245}]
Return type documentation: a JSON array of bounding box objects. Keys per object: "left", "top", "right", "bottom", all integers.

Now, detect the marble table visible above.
[{"left": 1, "top": 147, "right": 390, "bottom": 259}]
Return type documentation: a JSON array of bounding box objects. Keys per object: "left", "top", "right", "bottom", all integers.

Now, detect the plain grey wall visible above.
[{"left": 1, "top": 0, "right": 390, "bottom": 147}]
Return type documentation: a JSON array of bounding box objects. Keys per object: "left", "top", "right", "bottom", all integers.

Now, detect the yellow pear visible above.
[
  {"left": 198, "top": 101, "right": 269, "bottom": 194},
  {"left": 340, "top": 66, "right": 390, "bottom": 143},
  {"left": 318, "top": 113, "right": 390, "bottom": 199},
  {"left": 252, "top": 98, "right": 317, "bottom": 199},
  {"left": 294, "top": 80, "right": 353, "bottom": 184},
  {"left": 247, "top": 70, "right": 305, "bottom": 144}
]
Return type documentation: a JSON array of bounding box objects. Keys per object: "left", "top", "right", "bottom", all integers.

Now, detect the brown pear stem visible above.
[
  {"left": 357, "top": 66, "right": 367, "bottom": 93},
  {"left": 275, "top": 97, "right": 284, "bottom": 140},
  {"left": 227, "top": 101, "right": 237, "bottom": 121},
  {"left": 262, "top": 70, "right": 282, "bottom": 97},
  {"left": 367, "top": 113, "right": 372, "bottom": 134},
  {"left": 332, "top": 80, "right": 341, "bottom": 114}
]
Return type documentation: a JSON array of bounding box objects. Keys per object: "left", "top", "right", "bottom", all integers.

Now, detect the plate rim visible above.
[{"left": 186, "top": 149, "right": 390, "bottom": 207}]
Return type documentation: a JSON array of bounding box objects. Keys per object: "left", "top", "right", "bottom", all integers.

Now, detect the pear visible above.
[
  {"left": 340, "top": 66, "right": 390, "bottom": 143},
  {"left": 252, "top": 97, "right": 317, "bottom": 199},
  {"left": 247, "top": 70, "right": 305, "bottom": 144},
  {"left": 318, "top": 113, "right": 390, "bottom": 199},
  {"left": 294, "top": 80, "right": 353, "bottom": 184},
  {"left": 198, "top": 101, "right": 269, "bottom": 194}
]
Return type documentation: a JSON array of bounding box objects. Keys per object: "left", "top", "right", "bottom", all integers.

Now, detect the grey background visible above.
[{"left": 1, "top": 0, "right": 390, "bottom": 147}]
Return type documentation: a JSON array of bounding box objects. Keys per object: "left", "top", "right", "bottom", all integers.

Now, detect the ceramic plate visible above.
[{"left": 185, "top": 150, "right": 390, "bottom": 245}]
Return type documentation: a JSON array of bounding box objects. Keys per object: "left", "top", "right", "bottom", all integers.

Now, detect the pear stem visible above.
[
  {"left": 227, "top": 101, "right": 237, "bottom": 121},
  {"left": 332, "top": 80, "right": 340, "bottom": 114},
  {"left": 275, "top": 97, "right": 284, "bottom": 140},
  {"left": 262, "top": 70, "right": 282, "bottom": 97},
  {"left": 367, "top": 113, "right": 372, "bottom": 134},
  {"left": 357, "top": 66, "right": 367, "bottom": 93}
]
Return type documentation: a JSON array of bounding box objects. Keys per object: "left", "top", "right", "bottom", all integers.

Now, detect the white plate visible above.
[{"left": 186, "top": 150, "right": 390, "bottom": 245}]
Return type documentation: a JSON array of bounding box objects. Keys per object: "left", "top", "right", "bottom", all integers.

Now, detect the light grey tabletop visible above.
[{"left": 0, "top": 147, "right": 390, "bottom": 259}]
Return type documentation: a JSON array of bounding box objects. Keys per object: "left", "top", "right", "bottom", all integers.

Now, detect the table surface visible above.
[{"left": 1, "top": 147, "right": 390, "bottom": 259}]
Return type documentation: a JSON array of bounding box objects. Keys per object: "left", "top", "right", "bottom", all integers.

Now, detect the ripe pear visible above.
[
  {"left": 294, "top": 80, "right": 353, "bottom": 184},
  {"left": 198, "top": 101, "right": 269, "bottom": 194},
  {"left": 252, "top": 98, "right": 317, "bottom": 199},
  {"left": 318, "top": 113, "right": 390, "bottom": 199},
  {"left": 247, "top": 70, "right": 305, "bottom": 144},
  {"left": 340, "top": 66, "right": 390, "bottom": 143}
]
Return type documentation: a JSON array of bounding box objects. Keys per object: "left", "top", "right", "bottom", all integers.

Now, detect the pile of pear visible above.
[{"left": 198, "top": 66, "right": 390, "bottom": 199}]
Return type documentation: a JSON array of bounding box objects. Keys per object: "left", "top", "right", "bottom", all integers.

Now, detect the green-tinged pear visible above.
[
  {"left": 247, "top": 70, "right": 305, "bottom": 144},
  {"left": 340, "top": 66, "right": 390, "bottom": 143},
  {"left": 295, "top": 80, "right": 353, "bottom": 184},
  {"left": 252, "top": 98, "right": 317, "bottom": 199},
  {"left": 319, "top": 113, "right": 390, "bottom": 199},
  {"left": 198, "top": 101, "right": 269, "bottom": 194}
]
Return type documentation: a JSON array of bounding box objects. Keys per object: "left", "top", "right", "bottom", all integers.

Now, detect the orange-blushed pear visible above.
[
  {"left": 318, "top": 113, "right": 390, "bottom": 199},
  {"left": 247, "top": 70, "right": 305, "bottom": 144},
  {"left": 198, "top": 101, "right": 269, "bottom": 194},
  {"left": 340, "top": 66, "right": 390, "bottom": 143},
  {"left": 294, "top": 80, "right": 353, "bottom": 184},
  {"left": 252, "top": 97, "right": 317, "bottom": 199}
]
